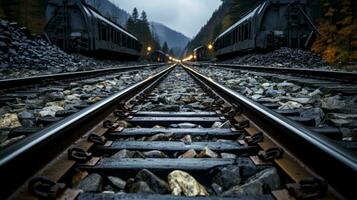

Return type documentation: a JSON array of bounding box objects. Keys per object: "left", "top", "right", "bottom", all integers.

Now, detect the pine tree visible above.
[
  {"left": 229, "top": 0, "right": 260, "bottom": 22},
  {"left": 126, "top": 9, "right": 163, "bottom": 55},
  {"left": 162, "top": 42, "right": 169, "bottom": 53},
  {"left": 132, "top": 8, "right": 139, "bottom": 23},
  {"left": 169, "top": 48, "right": 175, "bottom": 57},
  {"left": 126, "top": 17, "right": 134, "bottom": 30}
]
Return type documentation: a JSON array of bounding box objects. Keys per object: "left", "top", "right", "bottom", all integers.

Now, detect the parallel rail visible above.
[
  {"left": 190, "top": 62, "right": 357, "bottom": 83},
  {"left": 0, "top": 63, "right": 165, "bottom": 90},
  {"left": 183, "top": 64, "right": 357, "bottom": 199},
  {"left": 2, "top": 63, "right": 356, "bottom": 199},
  {"left": 0, "top": 64, "right": 175, "bottom": 199}
]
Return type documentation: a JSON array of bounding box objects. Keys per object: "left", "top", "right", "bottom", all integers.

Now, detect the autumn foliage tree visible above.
[{"left": 312, "top": 0, "right": 357, "bottom": 64}]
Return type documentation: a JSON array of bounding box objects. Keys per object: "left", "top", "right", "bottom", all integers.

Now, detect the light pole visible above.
[
  {"left": 146, "top": 46, "right": 152, "bottom": 60},
  {"left": 208, "top": 44, "right": 213, "bottom": 50}
]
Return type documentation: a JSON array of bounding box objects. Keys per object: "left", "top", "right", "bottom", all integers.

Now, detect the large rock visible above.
[
  {"left": 0, "top": 113, "right": 21, "bottom": 128},
  {"left": 321, "top": 95, "right": 346, "bottom": 111},
  {"left": 168, "top": 170, "right": 209, "bottom": 196},
  {"left": 212, "top": 165, "right": 241, "bottom": 190},
  {"left": 17, "top": 111, "right": 35, "bottom": 127},
  {"left": 300, "top": 108, "right": 325, "bottom": 127},
  {"left": 222, "top": 168, "right": 281, "bottom": 196},
  {"left": 39, "top": 105, "right": 64, "bottom": 117}
]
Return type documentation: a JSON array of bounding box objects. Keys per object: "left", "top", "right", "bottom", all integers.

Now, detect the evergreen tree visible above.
[
  {"left": 126, "top": 17, "right": 134, "bottom": 31},
  {"left": 229, "top": 0, "right": 261, "bottom": 22},
  {"left": 140, "top": 11, "right": 148, "bottom": 22},
  {"left": 132, "top": 8, "right": 139, "bottom": 22},
  {"left": 126, "top": 9, "right": 165, "bottom": 56},
  {"left": 169, "top": 48, "right": 175, "bottom": 57},
  {"left": 162, "top": 42, "right": 169, "bottom": 53},
  {"left": 152, "top": 34, "right": 162, "bottom": 51}
]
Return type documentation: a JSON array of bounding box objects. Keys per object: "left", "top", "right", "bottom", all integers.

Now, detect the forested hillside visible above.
[
  {"left": 150, "top": 22, "right": 190, "bottom": 57},
  {"left": 185, "top": 0, "right": 263, "bottom": 54},
  {"left": 125, "top": 8, "right": 161, "bottom": 56},
  {"left": 312, "top": 0, "right": 357, "bottom": 63},
  {"left": 85, "top": 0, "right": 130, "bottom": 26},
  {"left": 185, "top": 0, "right": 231, "bottom": 54}
]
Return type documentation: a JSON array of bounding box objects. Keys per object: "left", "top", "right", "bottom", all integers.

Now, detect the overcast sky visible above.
[{"left": 109, "top": 0, "right": 222, "bottom": 38}]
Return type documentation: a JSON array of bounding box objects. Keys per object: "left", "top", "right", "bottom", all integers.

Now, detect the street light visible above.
[
  {"left": 147, "top": 46, "right": 152, "bottom": 52},
  {"left": 208, "top": 44, "right": 213, "bottom": 50}
]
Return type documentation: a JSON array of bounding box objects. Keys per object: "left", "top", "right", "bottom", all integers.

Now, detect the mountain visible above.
[
  {"left": 87, "top": 1, "right": 190, "bottom": 57},
  {"left": 185, "top": 0, "right": 235, "bottom": 53},
  {"left": 150, "top": 22, "right": 190, "bottom": 57},
  {"left": 85, "top": 0, "right": 130, "bottom": 26}
]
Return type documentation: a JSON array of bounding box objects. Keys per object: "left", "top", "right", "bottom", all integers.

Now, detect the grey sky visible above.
[{"left": 109, "top": 0, "right": 222, "bottom": 38}]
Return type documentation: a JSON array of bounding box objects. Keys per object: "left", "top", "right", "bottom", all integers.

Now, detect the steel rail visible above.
[
  {"left": 182, "top": 63, "right": 357, "bottom": 199},
  {"left": 189, "top": 62, "right": 357, "bottom": 83},
  {"left": 0, "top": 63, "right": 166, "bottom": 90},
  {"left": 0, "top": 64, "right": 176, "bottom": 199}
]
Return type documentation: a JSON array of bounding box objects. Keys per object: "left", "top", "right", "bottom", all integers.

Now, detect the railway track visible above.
[
  {"left": 189, "top": 62, "right": 357, "bottom": 153},
  {"left": 0, "top": 63, "right": 165, "bottom": 90},
  {"left": 0, "top": 64, "right": 166, "bottom": 151},
  {"left": 1, "top": 64, "right": 355, "bottom": 200},
  {"left": 190, "top": 63, "right": 357, "bottom": 85}
]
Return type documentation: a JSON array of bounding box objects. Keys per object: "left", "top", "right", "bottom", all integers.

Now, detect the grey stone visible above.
[
  {"left": 220, "top": 153, "right": 237, "bottom": 159},
  {"left": 143, "top": 150, "right": 168, "bottom": 158},
  {"left": 222, "top": 168, "right": 281, "bottom": 196},
  {"left": 321, "top": 95, "right": 346, "bottom": 111},
  {"left": 211, "top": 183, "right": 223, "bottom": 195},
  {"left": 171, "top": 122, "right": 198, "bottom": 128},
  {"left": 197, "top": 147, "right": 219, "bottom": 158},
  {"left": 180, "top": 135, "right": 192, "bottom": 144},
  {"left": 135, "top": 169, "right": 170, "bottom": 194},
  {"left": 212, "top": 165, "right": 241, "bottom": 190},
  {"left": 17, "top": 111, "right": 36, "bottom": 127},
  {"left": 278, "top": 101, "right": 303, "bottom": 110},
  {"left": 111, "top": 149, "right": 134, "bottom": 158},
  {"left": 107, "top": 176, "right": 126, "bottom": 190},
  {"left": 126, "top": 180, "right": 155, "bottom": 194},
  {"left": 76, "top": 173, "right": 103, "bottom": 192},
  {"left": 146, "top": 133, "right": 174, "bottom": 141},
  {"left": 0, "top": 129, "right": 10, "bottom": 143},
  {"left": 300, "top": 108, "right": 325, "bottom": 127}
]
